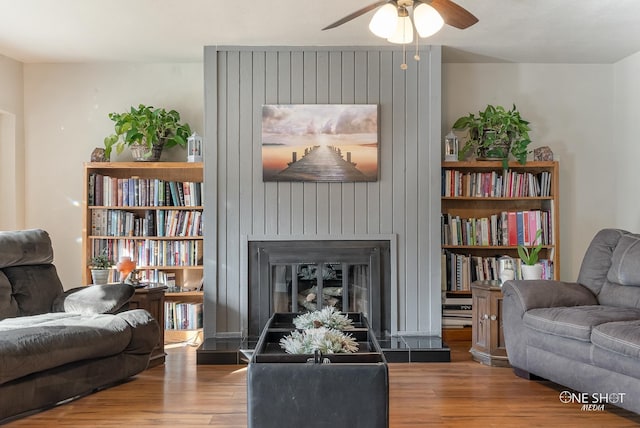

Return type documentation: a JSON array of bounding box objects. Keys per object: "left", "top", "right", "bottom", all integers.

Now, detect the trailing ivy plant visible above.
[
  {"left": 104, "top": 104, "right": 192, "bottom": 159},
  {"left": 452, "top": 104, "right": 531, "bottom": 169}
]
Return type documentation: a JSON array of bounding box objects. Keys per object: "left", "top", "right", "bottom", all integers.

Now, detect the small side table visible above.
[
  {"left": 129, "top": 285, "right": 167, "bottom": 368},
  {"left": 470, "top": 280, "right": 510, "bottom": 367}
]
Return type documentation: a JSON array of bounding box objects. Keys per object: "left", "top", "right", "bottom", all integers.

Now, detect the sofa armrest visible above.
[
  {"left": 501, "top": 280, "right": 597, "bottom": 371},
  {"left": 117, "top": 308, "right": 160, "bottom": 356},
  {"left": 52, "top": 283, "right": 135, "bottom": 315},
  {"left": 502, "top": 280, "right": 598, "bottom": 313}
]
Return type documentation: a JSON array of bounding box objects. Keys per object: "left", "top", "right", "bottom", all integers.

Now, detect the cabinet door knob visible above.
[
  {"left": 482, "top": 314, "right": 489, "bottom": 320},
  {"left": 490, "top": 315, "right": 497, "bottom": 321}
]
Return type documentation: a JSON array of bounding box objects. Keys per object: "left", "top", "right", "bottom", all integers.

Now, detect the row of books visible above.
[
  {"left": 91, "top": 209, "right": 203, "bottom": 237},
  {"left": 165, "top": 301, "right": 203, "bottom": 330},
  {"left": 92, "top": 239, "right": 203, "bottom": 267},
  {"left": 442, "top": 292, "right": 472, "bottom": 328},
  {"left": 88, "top": 173, "right": 203, "bottom": 207},
  {"left": 442, "top": 250, "right": 554, "bottom": 292},
  {"left": 124, "top": 270, "right": 176, "bottom": 287},
  {"left": 442, "top": 169, "right": 553, "bottom": 198},
  {"left": 87, "top": 269, "right": 178, "bottom": 286},
  {"left": 441, "top": 208, "right": 553, "bottom": 247}
]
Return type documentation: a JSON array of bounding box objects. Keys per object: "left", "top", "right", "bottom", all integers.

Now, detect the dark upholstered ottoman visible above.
[{"left": 247, "top": 313, "right": 389, "bottom": 428}]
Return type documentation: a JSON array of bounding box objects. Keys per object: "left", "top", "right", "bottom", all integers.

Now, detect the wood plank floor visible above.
[{"left": 6, "top": 341, "right": 640, "bottom": 427}]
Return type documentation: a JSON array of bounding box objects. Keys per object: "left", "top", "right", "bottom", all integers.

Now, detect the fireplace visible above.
[
  {"left": 196, "top": 236, "right": 450, "bottom": 365},
  {"left": 248, "top": 240, "right": 391, "bottom": 337}
]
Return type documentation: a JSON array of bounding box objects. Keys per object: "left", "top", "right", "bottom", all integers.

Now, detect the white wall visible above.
[
  {"left": 13, "top": 56, "right": 638, "bottom": 297},
  {"left": 614, "top": 52, "right": 640, "bottom": 231},
  {"left": 443, "top": 63, "right": 616, "bottom": 280},
  {"left": 22, "top": 63, "right": 203, "bottom": 287},
  {"left": 0, "top": 55, "right": 24, "bottom": 230}
]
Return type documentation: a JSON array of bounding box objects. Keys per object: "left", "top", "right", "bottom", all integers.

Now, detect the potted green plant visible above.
[
  {"left": 452, "top": 104, "right": 531, "bottom": 168},
  {"left": 517, "top": 229, "right": 543, "bottom": 279},
  {"left": 89, "top": 250, "right": 114, "bottom": 285},
  {"left": 104, "top": 104, "right": 192, "bottom": 161}
]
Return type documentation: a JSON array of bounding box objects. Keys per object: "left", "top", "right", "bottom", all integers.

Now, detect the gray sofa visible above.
[
  {"left": 503, "top": 228, "right": 640, "bottom": 414},
  {"left": 0, "top": 229, "right": 159, "bottom": 422}
]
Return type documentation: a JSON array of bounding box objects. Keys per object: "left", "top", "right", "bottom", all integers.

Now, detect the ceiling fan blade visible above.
[
  {"left": 427, "top": 0, "right": 478, "bottom": 29},
  {"left": 322, "top": 1, "right": 390, "bottom": 31}
]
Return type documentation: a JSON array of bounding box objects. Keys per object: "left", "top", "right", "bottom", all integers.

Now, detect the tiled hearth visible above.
[
  {"left": 196, "top": 334, "right": 450, "bottom": 364},
  {"left": 196, "top": 238, "right": 451, "bottom": 364}
]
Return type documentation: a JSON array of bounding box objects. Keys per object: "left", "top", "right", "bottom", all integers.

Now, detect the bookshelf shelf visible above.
[
  {"left": 165, "top": 328, "right": 203, "bottom": 345},
  {"left": 166, "top": 290, "right": 204, "bottom": 298},
  {"left": 442, "top": 197, "right": 551, "bottom": 201},
  {"left": 441, "top": 160, "right": 559, "bottom": 335},
  {"left": 88, "top": 236, "right": 203, "bottom": 241},
  {"left": 442, "top": 245, "right": 555, "bottom": 250},
  {"left": 89, "top": 206, "right": 204, "bottom": 210},
  {"left": 131, "top": 265, "right": 203, "bottom": 270},
  {"left": 82, "top": 162, "right": 205, "bottom": 346}
]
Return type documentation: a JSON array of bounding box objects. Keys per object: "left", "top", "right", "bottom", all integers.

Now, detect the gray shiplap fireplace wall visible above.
[{"left": 203, "top": 45, "right": 441, "bottom": 338}]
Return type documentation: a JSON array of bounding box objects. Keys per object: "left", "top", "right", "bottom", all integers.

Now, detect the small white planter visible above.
[
  {"left": 521, "top": 264, "right": 543, "bottom": 280},
  {"left": 91, "top": 269, "right": 110, "bottom": 285}
]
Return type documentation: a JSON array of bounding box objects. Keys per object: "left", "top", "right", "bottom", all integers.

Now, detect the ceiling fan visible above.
[
  {"left": 323, "top": 0, "right": 478, "bottom": 33},
  {"left": 323, "top": 0, "right": 478, "bottom": 67}
]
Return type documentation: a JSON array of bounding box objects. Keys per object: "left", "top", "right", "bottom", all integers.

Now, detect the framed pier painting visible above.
[{"left": 262, "top": 104, "right": 379, "bottom": 182}]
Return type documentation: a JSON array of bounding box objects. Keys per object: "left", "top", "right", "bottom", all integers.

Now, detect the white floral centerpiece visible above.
[
  {"left": 292, "top": 306, "right": 354, "bottom": 330},
  {"left": 279, "top": 327, "right": 358, "bottom": 354},
  {"left": 279, "top": 307, "right": 358, "bottom": 355}
]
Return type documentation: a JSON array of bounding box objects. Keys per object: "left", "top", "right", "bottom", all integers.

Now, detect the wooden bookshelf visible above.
[
  {"left": 441, "top": 160, "right": 559, "bottom": 334},
  {"left": 82, "top": 162, "right": 204, "bottom": 345}
]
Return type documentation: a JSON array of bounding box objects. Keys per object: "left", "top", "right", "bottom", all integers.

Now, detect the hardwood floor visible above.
[{"left": 6, "top": 342, "right": 640, "bottom": 427}]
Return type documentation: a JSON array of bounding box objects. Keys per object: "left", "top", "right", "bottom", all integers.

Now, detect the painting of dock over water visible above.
[{"left": 262, "top": 104, "right": 379, "bottom": 182}]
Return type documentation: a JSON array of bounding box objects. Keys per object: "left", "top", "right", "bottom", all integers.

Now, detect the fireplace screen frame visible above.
[{"left": 248, "top": 240, "right": 391, "bottom": 338}]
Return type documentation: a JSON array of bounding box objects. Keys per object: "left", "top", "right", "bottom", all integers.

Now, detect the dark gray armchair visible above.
[{"left": 502, "top": 228, "right": 640, "bottom": 414}]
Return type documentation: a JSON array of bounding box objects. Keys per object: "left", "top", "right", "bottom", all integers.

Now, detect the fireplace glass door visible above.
[
  {"left": 271, "top": 262, "right": 371, "bottom": 316},
  {"left": 249, "top": 240, "right": 390, "bottom": 337}
]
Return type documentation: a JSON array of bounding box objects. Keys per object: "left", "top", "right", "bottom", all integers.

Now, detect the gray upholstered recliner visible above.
[
  {"left": 0, "top": 229, "right": 159, "bottom": 422},
  {"left": 502, "top": 228, "right": 640, "bottom": 414}
]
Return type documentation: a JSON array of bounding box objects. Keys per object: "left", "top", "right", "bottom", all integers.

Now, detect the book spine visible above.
[
  {"left": 516, "top": 211, "right": 525, "bottom": 245},
  {"left": 95, "top": 174, "right": 103, "bottom": 206},
  {"left": 88, "top": 174, "right": 95, "bottom": 206},
  {"left": 177, "top": 182, "right": 185, "bottom": 206}
]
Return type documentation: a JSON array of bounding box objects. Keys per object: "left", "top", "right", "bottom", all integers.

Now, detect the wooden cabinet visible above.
[
  {"left": 82, "top": 162, "right": 204, "bottom": 345},
  {"left": 129, "top": 285, "right": 167, "bottom": 367},
  {"left": 470, "top": 280, "right": 509, "bottom": 367}
]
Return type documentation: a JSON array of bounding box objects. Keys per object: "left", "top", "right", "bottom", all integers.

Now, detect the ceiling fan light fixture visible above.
[
  {"left": 387, "top": 15, "right": 414, "bottom": 44},
  {"left": 368, "top": 3, "right": 398, "bottom": 38},
  {"left": 413, "top": 3, "right": 444, "bottom": 38}
]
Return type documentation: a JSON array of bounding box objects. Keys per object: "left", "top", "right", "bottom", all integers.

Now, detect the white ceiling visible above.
[{"left": 1, "top": 0, "right": 640, "bottom": 64}]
